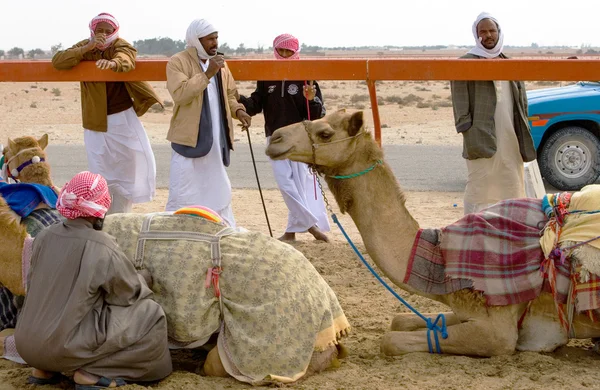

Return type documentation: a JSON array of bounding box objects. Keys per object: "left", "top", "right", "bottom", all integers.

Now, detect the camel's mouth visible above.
[{"left": 265, "top": 145, "right": 293, "bottom": 160}]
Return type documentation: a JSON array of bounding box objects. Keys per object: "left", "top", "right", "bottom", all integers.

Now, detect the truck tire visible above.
[{"left": 538, "top": 126, "right": 600, "bottom": 190}]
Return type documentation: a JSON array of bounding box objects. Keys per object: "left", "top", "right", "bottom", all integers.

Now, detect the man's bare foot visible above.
[
  {"left": 31, "top": 368, "right": 55, "bottom": 380},
  {"left": 278, "top": 232, "right": 296, "bottom": 241},
  {"left": 74, "top": 369, "right": 121, "bottom": 387},
  {"left": 308, "top": 226, "right": 329, "bottom": 242}
]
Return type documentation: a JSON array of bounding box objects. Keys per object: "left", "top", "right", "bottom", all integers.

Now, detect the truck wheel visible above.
[{"left": 538, "top": 126, "right": 600, "bottom": 191}]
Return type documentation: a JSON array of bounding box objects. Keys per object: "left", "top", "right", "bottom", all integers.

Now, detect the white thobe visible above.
[
  {"left": 84, "top": 107, "right": 157, "bottom": 212},
  {"left": 166, "top": 60, "right": 235, "bottom": 227},
  {"left": 268, "top": 137, "right": 330, "bottom": 233},
  {"left": 463, "top": 81, "right": 526, "bottom": 215}
]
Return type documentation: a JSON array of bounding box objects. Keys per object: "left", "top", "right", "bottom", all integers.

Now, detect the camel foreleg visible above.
[
  {"left": 391, "top": 312, "right": 460, "bottom": 331},
  {"left": 381, "top": 315, "right": 518, "bottom": 357}
]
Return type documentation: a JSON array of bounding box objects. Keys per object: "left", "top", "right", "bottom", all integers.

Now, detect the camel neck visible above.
[{"left": 325, "top": 161, "right": 420, "bottom": 289}]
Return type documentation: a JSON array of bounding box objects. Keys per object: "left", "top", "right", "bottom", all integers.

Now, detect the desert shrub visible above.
[
  {"left": 350, "top": 94, "right": 369, "bottom": 103},
  {"left": 384, "top": 95, "right": 405, "bottom": 104},
  {"left": 51, "top": 88, "right": 61, "bottom": 96},
  {"left": 435, "top": 100, "right": 453, "bottom": 108},
  {"left": 404, "top": 94, "right": 424, "bottom": 104}
]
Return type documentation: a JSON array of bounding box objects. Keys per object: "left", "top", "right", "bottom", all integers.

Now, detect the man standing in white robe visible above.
[
  {"left": 52, "top": 13, "right": 159, "bottom": 215},
  {"left": 165, "top": 19, "right": 251, "bottom": 227},
  {"left": 239, "top": 34, "right": 330, "bottom": 242},
  {"left": 450, "top": 13, "right": 537, "bottom": 215}
]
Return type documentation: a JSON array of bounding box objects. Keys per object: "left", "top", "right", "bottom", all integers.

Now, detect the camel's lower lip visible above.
[{"left": 266, "top": 147, "right": 292, "bottom": 160}]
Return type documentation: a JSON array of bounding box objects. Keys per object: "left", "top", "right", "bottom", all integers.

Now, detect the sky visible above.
[{"left": 2, "top": 0, "right": 598, "bottom": 51}]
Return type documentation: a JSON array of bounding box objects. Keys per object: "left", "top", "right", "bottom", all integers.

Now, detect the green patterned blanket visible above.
[{"left": 104, "top": 212, "right": 350, "bottom": 384}]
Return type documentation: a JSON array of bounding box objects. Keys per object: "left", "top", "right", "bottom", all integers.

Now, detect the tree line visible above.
[{"left": 1, "top": 40, "right": 597, "bottom": 59}]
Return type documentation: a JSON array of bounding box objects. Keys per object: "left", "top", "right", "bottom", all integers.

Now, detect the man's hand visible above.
[
  {"left": 303, "top": 81, "right": 316, "bottom": 101},
  {"left": 237, "top": 109, "right": 251, "bottom": 128},
  {"left": 205, "top": 55, "right": 225, "bottom": 79},
  {"left": 96, "top": 59, "right": 116, "bottom": 70},
  {"left": 84, "top": 33, "right": 106, "bottom": 52}
]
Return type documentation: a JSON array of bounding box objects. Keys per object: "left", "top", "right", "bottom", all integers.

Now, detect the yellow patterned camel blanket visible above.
[{"left": 104, "top": 212, "right": 350, "bottom": 385}]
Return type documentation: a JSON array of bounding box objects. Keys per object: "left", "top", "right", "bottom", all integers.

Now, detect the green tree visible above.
[
  {"left": 27, "top": 48, "right": 45, "bottom": 59},
  {"left": 133, "top": 37, "right": 185, "bottom": 56},
  {"left": 236, "top": 43, "right": 246, "bottom": 55},
  {"left": 8, "top": 47, "right": 24, "bottom": 57},
  {"left": 0, "top": 50, "right": 5, "bottom": 57},
  {"left": 220, "top": 42, "right": 234, "bottom": 55},
  {"left": 51, "top": 43, "right": 63, "bottom": 55}
]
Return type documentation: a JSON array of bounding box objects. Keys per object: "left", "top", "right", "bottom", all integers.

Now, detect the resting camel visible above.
[
  {"left": 0, "top": 135, "right": 350, "bottom": 385},
  {"left": 265, "top": 109, "right": 600, "bottom": 357}
]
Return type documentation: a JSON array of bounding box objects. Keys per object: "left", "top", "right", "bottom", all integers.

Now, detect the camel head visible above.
[
  {"left": 3, "top": 134, "right": 52, "bottom": 186},
  {"left": 266, "top": 110, "right": 382, "bottom": 177}
]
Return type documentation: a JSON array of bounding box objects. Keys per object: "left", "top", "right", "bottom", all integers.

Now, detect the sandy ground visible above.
[{"left": 2, "top": 79, "right": 599, "bottom": 390}]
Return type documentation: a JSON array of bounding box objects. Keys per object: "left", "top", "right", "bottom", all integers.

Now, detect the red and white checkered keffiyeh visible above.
[
  {"left": 273, "top": 33, "right": 300, "bottom": 60},
  {"left": 57, "top": 171, "right": 111, "bottom": 219},
  {"left": 89, "top": 12, "right": 120, "bottom": 51}
]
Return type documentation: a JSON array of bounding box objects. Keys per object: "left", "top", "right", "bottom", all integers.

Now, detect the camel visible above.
[
  {"left": 265, "top": 109, "right": 600, "bottom": 357},
  {"left": 0, "top": 135, "right": 350, "bottom": 385}
]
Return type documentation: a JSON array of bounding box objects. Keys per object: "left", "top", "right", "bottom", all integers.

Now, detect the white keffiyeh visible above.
[
  {"left": 468, "top": 12, "right": 504, "bottom": 59},
  {"left": 185, "top": 19, "right": 218, "bottom": 60}
]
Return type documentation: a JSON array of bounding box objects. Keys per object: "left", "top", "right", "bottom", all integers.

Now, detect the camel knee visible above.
[{"left": 202, "top": 346, "right": 229, "bottom": 377}]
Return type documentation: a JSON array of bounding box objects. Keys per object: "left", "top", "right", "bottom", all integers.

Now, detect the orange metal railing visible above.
[{"left": 2, "top": 59, "right": 599, "bottom": 145}]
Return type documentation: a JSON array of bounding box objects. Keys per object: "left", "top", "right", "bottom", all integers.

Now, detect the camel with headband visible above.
[
  {"left": 265, "top": 109, "right": 600, "bottom": 357},
  {"left": 0, "top": 134, "right": 350, "bottom": 385}
]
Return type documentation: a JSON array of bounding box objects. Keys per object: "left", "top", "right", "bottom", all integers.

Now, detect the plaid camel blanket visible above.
[{"left": 404, "top": 198, "right": 576, "bottom": 306}]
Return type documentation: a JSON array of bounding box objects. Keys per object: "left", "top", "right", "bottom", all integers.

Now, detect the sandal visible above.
[
  {"left": 75, "top": 376, "right": 127, "bottom": 389},
  {"left": 27, "top": 373, "right": 68, "bottom": 385}
]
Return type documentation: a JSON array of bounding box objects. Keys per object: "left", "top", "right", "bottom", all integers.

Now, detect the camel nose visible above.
[{"left": 270, "top": 132, "right": 283, "bottom": 144}]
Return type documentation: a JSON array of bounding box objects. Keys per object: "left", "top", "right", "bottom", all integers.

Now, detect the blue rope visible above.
[{"left": 331, "top": 213, "right": 448, "bottom": 353}]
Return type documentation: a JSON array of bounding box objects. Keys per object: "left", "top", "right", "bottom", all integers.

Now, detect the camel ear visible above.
[
  {"left": 8, "top": 138, "right": 16, "bottom": 152},
  {"left": 38, "top": 133, "right": 49, "bottom": 150},
  {"left": 347, "top": 111, "right": 364, "bottom": 136}
]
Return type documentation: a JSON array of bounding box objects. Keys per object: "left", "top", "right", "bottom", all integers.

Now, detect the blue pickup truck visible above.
[{"left": 527, "top": 82, "right": 600, "bottom": 190}]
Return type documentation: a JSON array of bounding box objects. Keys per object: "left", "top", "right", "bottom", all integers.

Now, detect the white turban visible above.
[
  {"left": 468, "top": 12, "right": 504, "bottom": 59},
  {"left": 186, "top": 19, "right": 218, "bottom": 60}
]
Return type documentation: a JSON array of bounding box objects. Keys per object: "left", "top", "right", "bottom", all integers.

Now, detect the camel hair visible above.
[{"left": 265, "top": 109, "right": 600, "bottom": 357}]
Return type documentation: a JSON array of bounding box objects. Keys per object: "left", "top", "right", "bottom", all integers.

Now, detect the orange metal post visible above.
[{"left": 367, "top": 80, "right": 382, "bottom": 147}]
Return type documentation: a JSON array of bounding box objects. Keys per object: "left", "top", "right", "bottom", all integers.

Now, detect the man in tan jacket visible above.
[
  {"left": 52, "top": 13, "right": 159, "bottom": 214},
  {"left": 165, "top": 19, "right": 251, "bottom": 227}
]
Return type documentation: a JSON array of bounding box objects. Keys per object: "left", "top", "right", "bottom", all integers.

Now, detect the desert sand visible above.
[{"left": 2, "top": 79, "right": 598, "bottom": 390}]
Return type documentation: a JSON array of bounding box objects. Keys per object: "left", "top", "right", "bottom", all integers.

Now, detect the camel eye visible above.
[{"left": 318, "top": 131, "right": 334, "bottom": 140}]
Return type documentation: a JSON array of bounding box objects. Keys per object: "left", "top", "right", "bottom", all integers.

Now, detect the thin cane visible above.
[
  {"left": 304, "top": 80, "right": 318, "bottom": 200},
  {"left": 243, "top": 126, "right": 273, "bottom": 237}
]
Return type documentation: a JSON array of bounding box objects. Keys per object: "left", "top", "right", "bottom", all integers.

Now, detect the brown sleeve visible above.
[
  {"left": 102, "top": 247, "right": 152, "bottom": 306},
  {"left": 110, "top": 40, "right": 137, "bottom": 73},
  {"left": 166, "top": 55, "right": 210, "bottom": 106},
  {"left": 51, "top": 40, "right": 91, "bottom": 70}
]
